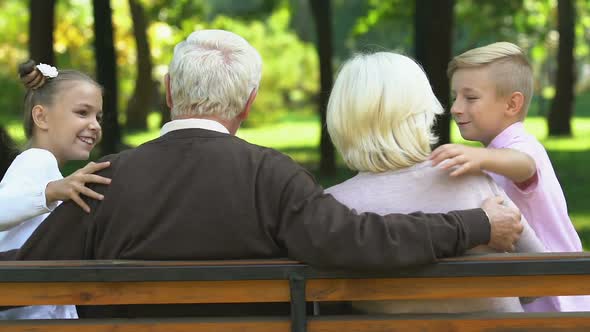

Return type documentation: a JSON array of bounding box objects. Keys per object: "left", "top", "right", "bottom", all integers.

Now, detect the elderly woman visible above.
[{"left": 325, "top": 52, "right": 545, "bottom": 313}]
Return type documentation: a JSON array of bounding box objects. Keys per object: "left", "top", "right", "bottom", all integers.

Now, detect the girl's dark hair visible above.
[
  {"left": 0, "top": 127, "right": 19, "bottom": 180},
  {"left": 18, "top": 60, "right": 101, "bottom": 139}
]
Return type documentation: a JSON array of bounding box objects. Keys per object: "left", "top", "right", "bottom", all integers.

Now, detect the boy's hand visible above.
[
  {"left": 430, "top": 144, "right": 489, "bottom": 176},
  {"left": 45, "top": 161, "right": 112, "bottom": 213}
]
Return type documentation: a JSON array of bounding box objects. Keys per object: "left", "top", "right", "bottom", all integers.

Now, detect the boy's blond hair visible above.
[{"left": 448, "top": 42, "right": 534, "bottom": 119}]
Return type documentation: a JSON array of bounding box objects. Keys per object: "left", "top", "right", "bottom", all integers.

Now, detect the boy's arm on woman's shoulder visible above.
[
  {"left": 430, "top": 144, "right": 536, "bottom": 183},
  {"left": 482, "top": 148, "right": 537, "bottom": 184},
  {"left": 499, "top": 141, "right": 546, "bottom": 191}
]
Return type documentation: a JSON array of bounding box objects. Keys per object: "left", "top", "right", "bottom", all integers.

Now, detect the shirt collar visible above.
[
  {"left": 160, "top": 118, "right": 230, "bottom": 136},
  {"left": 488, "top": 122, "right": 525, "bottom": 149}
]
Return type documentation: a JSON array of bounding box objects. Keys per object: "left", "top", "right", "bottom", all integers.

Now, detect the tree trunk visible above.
[
  {"left": 548, "top": 0, "right": 575, "bottom": 136},
  {"left": 93, "top": 0, "right": 121, "bottom": 154},
  {"left": 29, "top": 0, "right": 56, "bottom": 64},
  {"left": 309, "top": 0, "right": 335, "bottom": 176},
  {"left": 414, "top": 0, "right": 454, "bottom": 147},
  {"left": 0, "top": 127, "right": 19, "bottom": 180},
  {"left": 126, "top": 0, "right": 153, "bottom": 130}
]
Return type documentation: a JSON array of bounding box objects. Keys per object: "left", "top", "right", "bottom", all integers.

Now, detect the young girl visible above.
[{"left": 0, "top": 60, "right": 111, "bottom": 319}]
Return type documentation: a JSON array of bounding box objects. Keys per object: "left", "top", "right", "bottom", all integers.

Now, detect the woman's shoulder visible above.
[
  {"left": 324, "top": 173, "right": 363, "bottom": 195},
  {"left": 324, "top": 161, "right": 503, "bottom": 214},
  {"left": 400, "top": 161, "right": 504, "bottom": 202}
]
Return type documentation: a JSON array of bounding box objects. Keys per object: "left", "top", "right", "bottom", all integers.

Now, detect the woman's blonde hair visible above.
[{"left": 327, "top": 52, "right": 443, "bottom": 173}]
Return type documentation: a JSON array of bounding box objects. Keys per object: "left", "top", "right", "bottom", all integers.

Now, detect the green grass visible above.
[
  {"left": 122, "top": 112, "right": 325, "bottom": 164},
  {"left": 5, "top": 111, "right": 590, "bottom": 246}
]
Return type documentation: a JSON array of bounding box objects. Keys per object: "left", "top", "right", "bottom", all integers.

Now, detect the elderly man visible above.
[{"left": 4, "top": 30, "right": 522, "bottom": 317}]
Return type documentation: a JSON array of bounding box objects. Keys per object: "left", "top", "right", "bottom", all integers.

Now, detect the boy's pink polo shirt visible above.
[
  {"left": 488, "top": 121, "right": 588, "bottom": 312},
  {"left": 488, "top": 122, "right": 581, "bottom": 252}
]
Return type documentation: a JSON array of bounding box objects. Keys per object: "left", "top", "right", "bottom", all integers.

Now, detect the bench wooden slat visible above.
[
  {"left": 0, "top": 280, "right": 291, "bottom": 306},
  {"left": 1, "top": 274, "right": 590, "bottom": 306},
  {"left": 0, "top": 318, "right": 289, "bottom": 332},
  {"left": 307, "top": 274, "right": 590, "bottom": 301},
  {"left": 1, "top": 314, "right": 590, "bottom": 332},
  {"left": 311, "top": 313, "right": 590, "bottom": 332}
]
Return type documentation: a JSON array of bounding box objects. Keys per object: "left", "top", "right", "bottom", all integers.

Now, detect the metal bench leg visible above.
[{"left": 289, "top": 273, "right": 307, "bottom": 332}]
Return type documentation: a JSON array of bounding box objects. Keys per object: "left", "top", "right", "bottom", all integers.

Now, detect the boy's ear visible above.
[
  {"left": 505, "top": 92, "right": 525, "bottom": 118},
  {"left": 31, "top": 105, "right": 50, "bottom": 131}
]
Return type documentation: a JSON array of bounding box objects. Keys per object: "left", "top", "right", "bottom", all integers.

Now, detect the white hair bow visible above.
[{"left": 36, "top": 63, "right": 58, "bottom": 78}]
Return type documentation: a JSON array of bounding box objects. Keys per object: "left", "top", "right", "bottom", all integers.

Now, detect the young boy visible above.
[{"left": 431, "top": 41, "right": 588, "bottom": 312}]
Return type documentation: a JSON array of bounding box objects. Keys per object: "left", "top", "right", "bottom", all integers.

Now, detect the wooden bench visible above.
[{"left": 1, "top": 253, "right": 590, "bottom": 331}]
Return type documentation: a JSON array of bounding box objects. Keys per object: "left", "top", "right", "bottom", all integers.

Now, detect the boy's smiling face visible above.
[{"left": 450, "top": 66, "right": 512, "bottom": 146}]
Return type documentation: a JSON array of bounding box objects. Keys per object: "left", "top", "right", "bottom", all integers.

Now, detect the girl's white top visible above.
[{"left": 0, "top": 148, "right": 77, "bottom": 319}]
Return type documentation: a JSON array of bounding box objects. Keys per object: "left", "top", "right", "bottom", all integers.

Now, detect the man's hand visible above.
[
  {"left": 45, "top": 161, "right": 111, "bottom": 213},
  {"left": 430, "top": 144, "right": 489, "bottom": 177},
  {"left": 481, "top": 196, "right": 523, "bottom": 252}
]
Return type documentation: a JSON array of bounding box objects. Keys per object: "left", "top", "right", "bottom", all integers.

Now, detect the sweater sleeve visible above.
[
  {"left": 274, "top": 164, "right": 490, "bottom": 271},
  {"left": 0, "top": 149, "right": 62, "bottom": 230},
  {"left": 4, "top": 154, "right": 117, "bottom": 261},
  {"left": 12, "top": 199, "right": 90, "bottom": 260}
]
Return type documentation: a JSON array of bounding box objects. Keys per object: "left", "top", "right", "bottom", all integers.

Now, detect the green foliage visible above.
[
  {"left": 54, "top": 0, "right": 96, "bottom": 73},
  {"left": 0, "top": 0, "right": 318, "bottom": 128},
  {"left": 0, "top": 76, "right": 24, "bottom": 125},
  {"left": 171, "top": 5, "right": 319, "bottom": 126},
  {"left": 0, "top": 1, "right": 28, "bottom": 72},
  {"left": 144, "top": 0, "right": 207, "bottom": 27},
  {"left": 350, "top": 0, "right": 412, "bottom": 55},
  {"left": 0, "top": 0, "right": 29, "bottom": 119},
  {"left": 352, "top": 0, "right": 590, "bottom": 118},
  {"left": 456, "top": 0, "right": 528, "bottom": 50},
  {"left": 206, "top": 0, "right": 282, "bottom": 20}
]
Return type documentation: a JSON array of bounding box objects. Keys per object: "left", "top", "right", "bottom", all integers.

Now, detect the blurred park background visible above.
[{"left": 1, "top": 0, "right": 589, "bottom": 246}]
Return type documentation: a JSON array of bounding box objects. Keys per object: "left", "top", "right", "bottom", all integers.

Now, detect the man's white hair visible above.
[
  {"left": 168, "top": 30, "right": 262, "bottom": 120},
  {"left": 327, "top": 52, "right": 443, "bottom": 173}
]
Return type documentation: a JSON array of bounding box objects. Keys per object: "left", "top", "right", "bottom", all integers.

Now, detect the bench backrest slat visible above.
[
  {"left": 1, "top": 255, "right": 590, "bottom": 332},
  {"left": 2, "top": 273, "right": 590, "bottom": 306}
]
